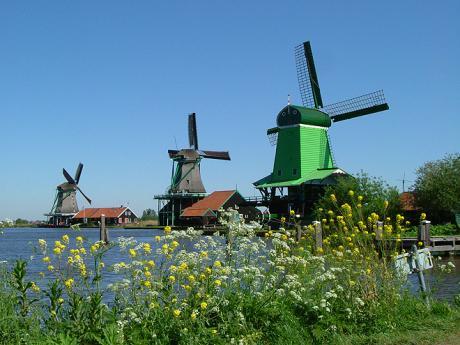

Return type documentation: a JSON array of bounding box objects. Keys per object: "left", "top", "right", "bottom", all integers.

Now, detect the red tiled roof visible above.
[
  {"left": 73, "top": 207, "right": 135, "bottom": 219},
  {"left": 181, "top": 190, "right": 238, "bottom": 218},
  {"left": 400, "top": 192, "right": 419, "bottom": 212},
  {"left": 181, "top": 208, "right": 216, "bottom": 218}
]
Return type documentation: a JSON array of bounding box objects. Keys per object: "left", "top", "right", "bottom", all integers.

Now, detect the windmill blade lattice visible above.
[
  {"left": 295, "top": 42, "right": 323, "bottom": 109},
  {"left": 324, "top": 90, "right": 389, "bottom": 122}
]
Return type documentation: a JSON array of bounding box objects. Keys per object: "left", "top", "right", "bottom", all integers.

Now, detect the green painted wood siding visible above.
[{"left": 271, "top": 125, "right": 334, "bottom": 183}]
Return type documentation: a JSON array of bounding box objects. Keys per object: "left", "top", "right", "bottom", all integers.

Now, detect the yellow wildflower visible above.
[
  {"left": 53, "top": 247, "right": 62, "bottom": 255},
  {"left": 383, "top": 200, "right": 389, "bottom": 209},
  {"left": 330, "top": 194, "right": 337, "bottom": 202},
  {"left": 64, "top": 278, "right": 74, "bottom": 289},
  {"left": 214, "top": 279, "right": 222, "bottom": 287},
  {"left": 129, "top": 248, "right": 137, "bottom": 258},
  {"left": 169, "top": 275, "right": 176, "bottom": 283},
  {"left": 164, "top": 226, "right": 172, "bottom": 234},
  {"left": 173, "top": 309, "right": 181, "bottom": 317},
  {"left": 76, "top": 236, "right": 83, "bottom": 243},
  {"left": 30, "top": 282, "right": 40, "bottom": 293},
  {"left": 143, "top": 243, "right": 151, "bottom": 254},
  {"left": 62, "top": 234, "right": 69, "bottom": 244},
  {"left": 143, "top": 280, "right": 151, "bottom": 288},
  {"left": 58, "top": 298, "right": 64, "bottom": 304},
  {"left": 42, "top": 256, "right": 50, "bottom": 263},
  {"left": 147, "top": 260, "right": 155, "bottom": 268},
  {"left": 213, "top": 260, "right": 222, "bottom": 268},
  {"left": 348, "top": 190, "right": 354, "bottom": 197},
  {"left": 179, "top": 262, "right": 188, "bottom": 271},
  {"left": 47, "top": 265, "right": 54, "bottom": 271},
  {"left": 144, "top": 271, "right": 152, "bottom": 278},
  {"left": 200, "top": 251, "right": 208, "bottom": 258},
  {"left": 79, "top": 248, "right": 86, "bottom": 255},
  {"left": 191, "top": 312, "right": 197, "bottom": 321},
  {"left": 205, "top": 267, "right": 212, "bottom": 275},
  {"left": 155, "top": 235, "right": 161, "bottom": 242},
  {"left": 289, "top": 209, "right": 295, "bottom": 216},
  {"left": 200, "top": 302, "right": 208, "bottom": 310},
  {"left": 358, "top": 195, "right": 363, "bottom": 202},
  {"left": 38, "top": 239, "right": 47, "bottom": 248},
  {"left": 420, "top": 213, "right": 426, "bottom": 221}
]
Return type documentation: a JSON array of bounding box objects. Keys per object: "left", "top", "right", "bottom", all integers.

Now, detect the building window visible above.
[
  {"left": 293, "top": 168, "right": 297, "bottom": 175},
  {"left": 118, "top": 217, "right": 123, "bottom": 224},
  {"left": 277, "top": 170, "right": 281, "bottom": 176}
]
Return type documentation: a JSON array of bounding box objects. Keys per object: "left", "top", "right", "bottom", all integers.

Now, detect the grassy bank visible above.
[{"left": 1, "top": 195, "right": 459, "bottom": 344}]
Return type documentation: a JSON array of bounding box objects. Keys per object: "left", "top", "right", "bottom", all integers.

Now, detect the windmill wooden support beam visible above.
[
  {"left": 418, "top": 220, "right": 431, "bottom": 247},
  {"left": 99, "top": 214, "right": 109, "bottom": 244}
]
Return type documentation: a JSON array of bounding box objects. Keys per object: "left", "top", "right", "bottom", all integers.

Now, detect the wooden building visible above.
[
  {"left": 72, "top": 207, "right": 138, "bottom": 225},
  {"left": 180, "top": 190, "right": 260, "bottom": 226}
]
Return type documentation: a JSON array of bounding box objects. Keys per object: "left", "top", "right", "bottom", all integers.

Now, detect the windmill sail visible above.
[
  {"left": 325, "top": 90, "right": 389, "bottom": 123},
  {"left": 74, "top": 163, "right": 83, "bottom": 184},
  {"left": 200, "top": 150, "right": 231, "bottom": 160},
  {"left": 295, "top": 42, "right": 323, "bottom": 109},
  {"left": 188, "top": 113, "right": 199, "bottom": 150}
]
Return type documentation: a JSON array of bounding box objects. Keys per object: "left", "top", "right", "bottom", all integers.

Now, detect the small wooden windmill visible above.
[
  {"left": 155, "top": 113, "right": 230, "bottom": 226},
  {"left": 168, "top": 113, "right": 231, "bottom": 193},
  {"left": 254, "top": 41, "right": 389, "bottom": 218},
  {"left": 45, "top": 163, "right": 92, "bottom": 226}
]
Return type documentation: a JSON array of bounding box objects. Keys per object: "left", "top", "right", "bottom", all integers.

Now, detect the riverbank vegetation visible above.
[{"left": 0, "top": 194, "right": 459, "bottom": 344}]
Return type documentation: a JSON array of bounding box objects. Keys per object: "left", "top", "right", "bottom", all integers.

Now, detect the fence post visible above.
[
  {"left": 100, "top": 214, "right": 109, "bottom": 244},
  {"left": 375, "top": 221, "right": 383, "bottom": 240},
  {"left": 313, "top": 221, "right": 323, "bottom": 253},
  {"left": 418, "top": 220, "right": 431, "bottom": 247},
  {"left": 296, "top": 224, "right": 302, "bottom": 242}
]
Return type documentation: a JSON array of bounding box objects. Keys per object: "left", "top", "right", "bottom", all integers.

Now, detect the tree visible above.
[
  {"left": 413, "top": 153, "right": 460, "bottom": 224},
  {"left": 314, "top": 172, "right": 402, "bottom": 220},
  {"left": 141, "top": 209, "right": 158, "bottom": 221}
]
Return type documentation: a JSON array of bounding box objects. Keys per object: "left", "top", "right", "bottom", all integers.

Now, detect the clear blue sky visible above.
[{"left": 1, "top": 0, "right": 459, "bottom": 220}]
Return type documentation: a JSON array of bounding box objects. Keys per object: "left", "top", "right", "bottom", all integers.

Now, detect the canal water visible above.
[{"left": 0, "top": 227, "right": 459, "bottom": 302}]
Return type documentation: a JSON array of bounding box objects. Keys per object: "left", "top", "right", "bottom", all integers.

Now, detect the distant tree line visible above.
[
  {"left": 141, "top": 209, "right": 158, "bottom": 221},
  {"left": 413, "top": 153, "right": 460, "bottom": 224}
]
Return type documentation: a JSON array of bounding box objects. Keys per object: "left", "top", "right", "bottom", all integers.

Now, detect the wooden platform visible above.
[{"left": 402, "top": 236, "right": 460, "bottom": 254}]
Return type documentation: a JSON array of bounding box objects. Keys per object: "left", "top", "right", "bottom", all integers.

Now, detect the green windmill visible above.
[{"left": 254, "top": 41, "right": 389, "bottom": 218}]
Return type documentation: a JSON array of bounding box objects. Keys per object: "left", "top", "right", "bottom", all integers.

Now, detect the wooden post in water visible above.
[
  {"left": 418, "top": 220, "right": 431, "bottom": 247},
  {"left": 375, "top": 221, "right": 383, "bottom": 240},
  {"left": 100, "top": 214, "right": 109, "bottom": 244},
  {"left": 313, "top": 221, "right": 322, "bottom": 253}
]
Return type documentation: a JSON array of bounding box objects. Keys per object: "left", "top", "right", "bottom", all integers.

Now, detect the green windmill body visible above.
[{"left": 254, "top": 41, "right": 389, "bottom": 219}]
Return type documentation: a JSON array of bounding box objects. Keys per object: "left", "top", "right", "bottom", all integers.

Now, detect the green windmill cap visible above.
[{"left": 277, "top": 105, "right": 331, "bottom": 128}]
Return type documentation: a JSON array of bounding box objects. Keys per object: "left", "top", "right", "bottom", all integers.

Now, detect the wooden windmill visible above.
[
  {"left": 254, "top": 41, "right": 389, "bottom": 219},
  {"left": 45, "top": 163, "right": 92, "bottom": 226},
  {"left": 168, "top": 113, "right": 231, "bottom": 193},
  {"left": 156, "top": 113, "right": 230, "bottom": 226}
]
